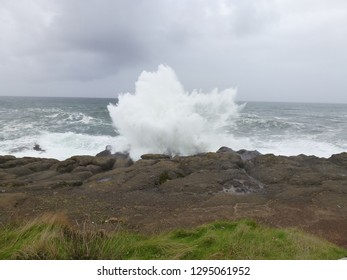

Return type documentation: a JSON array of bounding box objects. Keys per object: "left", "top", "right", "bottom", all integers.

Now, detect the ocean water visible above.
[{"left": 1, "top": 66, "right": 346, "bottom": 160}]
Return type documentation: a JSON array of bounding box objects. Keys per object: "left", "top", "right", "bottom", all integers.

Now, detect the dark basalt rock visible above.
[
  {"left": 54, "top": 156, "right": 116, "bottom": 173},
  {"left": 33, "top": 144, "right": 45, "bottom": 152},
  {"left": 237, "top": 149, "right": 261, "bottom": 161},
  {"left": 0, "top": 157, "right": 41, "bottom": 169},
  {"left": 96, "top": 145, "right": 112, "bottom": 157},
  {"left": 216, "top": 146, "right": 235, "bottom": 153},
  {"left": 0, "top": 155, "right": 16, "bottom": 164},
  {"left": 141, "top": 154, "right": 171, "bottom": 160},
  {"left": 54, "top": 159, "right": 76, "bottom": 173},
  {"left": 328, "top": 152, "right": 347, "bottom": 166},
  {"left": 1, "top": 148, "right": 347, "bottom": 248}
]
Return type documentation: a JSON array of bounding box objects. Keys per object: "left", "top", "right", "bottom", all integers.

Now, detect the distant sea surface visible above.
[{"left": 0, "top": 96, "right": 346, "bottom": 160}]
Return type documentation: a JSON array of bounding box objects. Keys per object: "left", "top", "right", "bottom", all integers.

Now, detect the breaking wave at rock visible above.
[{"left": 107, "top": 65, "right": 249, "bottom": 159}]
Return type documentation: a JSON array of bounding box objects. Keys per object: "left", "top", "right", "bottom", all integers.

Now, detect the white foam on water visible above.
[
  {"left": 80, "top": 115, "right": 95, "bottom": 124},
  {"left": 0, "top": 132, "right": 116, "bottom": 160},
  {"left": 252, "top": 137, "right": 346, "bottom": 158},
  {"left": 107, "top": 64, "right": 248, "bottom": 159}
]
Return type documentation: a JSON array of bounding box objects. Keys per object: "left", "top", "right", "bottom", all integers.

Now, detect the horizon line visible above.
[{"left": 0, "top": 94, "right": 346, "bottom": 105}]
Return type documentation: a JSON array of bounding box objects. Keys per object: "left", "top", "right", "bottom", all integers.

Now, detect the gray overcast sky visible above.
[{"left": 0, "top": 0, "right": 347, "bottom": 103}]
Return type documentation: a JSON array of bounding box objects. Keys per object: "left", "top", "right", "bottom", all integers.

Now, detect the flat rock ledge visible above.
[{"left": 1, "top": 148, "right": 347, "bottom": 248}]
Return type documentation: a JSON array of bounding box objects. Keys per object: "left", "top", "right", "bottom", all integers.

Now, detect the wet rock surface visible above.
[{"left": 0, "top": 149, "right": 346, "bottom": 248}]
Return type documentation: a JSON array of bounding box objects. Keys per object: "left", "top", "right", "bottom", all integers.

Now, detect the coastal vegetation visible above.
[{"left": 0, "top": 214, "right": 346, "bottom": 260}]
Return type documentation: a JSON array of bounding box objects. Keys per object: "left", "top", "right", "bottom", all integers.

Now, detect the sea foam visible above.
[
  {"left": 0, "top": 132, "right": 116, "bottom": 161},
  {"left": 108, "top": 65, "right": 248, "bottom": 159}
]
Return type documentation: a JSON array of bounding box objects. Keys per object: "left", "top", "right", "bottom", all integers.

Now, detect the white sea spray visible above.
[{"left": 107, "top": 65, "right": 248, "bottom": 159}]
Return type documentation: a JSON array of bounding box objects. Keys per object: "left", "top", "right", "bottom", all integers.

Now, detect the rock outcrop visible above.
[
  {"left": 0, "top": 148, "right": 346, "bottom": 248},
  {"left": 95, "top": 145, "right": 112, "bottom": 157}
]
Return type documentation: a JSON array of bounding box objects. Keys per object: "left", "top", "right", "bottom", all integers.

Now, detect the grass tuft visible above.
[{"left": 0, "top": 214, "right": 346, "bottom": 260}]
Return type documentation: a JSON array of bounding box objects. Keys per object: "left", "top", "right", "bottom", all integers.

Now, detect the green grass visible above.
[{"left": 0, "top": 214, "right": 346, "bottom": 260}]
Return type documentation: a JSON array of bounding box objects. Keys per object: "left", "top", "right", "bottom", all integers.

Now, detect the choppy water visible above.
[
  {"left": 0, "top": 96, "right": 117, "bottom": 159},
  {"left": 1, "top": 66, "right": 346, "bottom": 160}
]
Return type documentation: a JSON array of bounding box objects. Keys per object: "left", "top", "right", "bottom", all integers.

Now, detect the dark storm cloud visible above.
[
  {"left": 1, "top": 0, "right": 347, "bottom": 102},
  {"left": 45, "top": 0, "right": 205, "bottom": 81},
  {"left": 31, "top": 1, "right": 164, "bottom": 80},
  {"left": 52, "top": 1, "right": 149, "bottom": 56},
  {"left": 0, "top": 0, "right": 193, "bottom": 82}
]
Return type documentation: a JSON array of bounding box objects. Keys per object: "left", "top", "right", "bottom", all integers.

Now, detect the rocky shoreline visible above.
[{"left": 1, "top": 148, "right": 346, "bottom": 248}]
